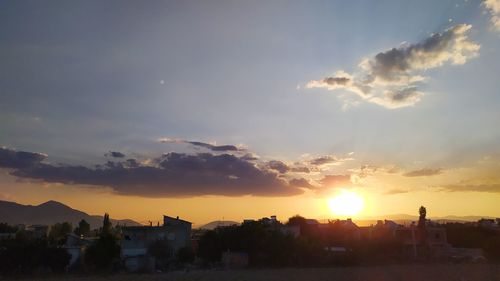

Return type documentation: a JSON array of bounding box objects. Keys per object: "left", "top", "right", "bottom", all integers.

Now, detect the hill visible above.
[
  {"left": 199, "top": 220, "right": 240, "bottom": 230},
  {"left": 0, "top": 200, "right": 141, "bottom": 229}
]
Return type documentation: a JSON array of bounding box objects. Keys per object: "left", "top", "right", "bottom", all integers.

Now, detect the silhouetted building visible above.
[
  {"left": 64, "top": 233, "right": 96, "bottom": 268},
  {"left": 121, "top": 215, "right": 192, "bottom": 272}
]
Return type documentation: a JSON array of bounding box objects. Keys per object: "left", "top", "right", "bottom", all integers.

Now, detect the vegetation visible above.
[
  {"left": 444, "top": 223, "right": 500, "bottom": 261},
  {"left": 48, "top": 222, "right": 72, "bottom": 243},
  {"left": 0, "top": 235, "right": 70, "bottom": 275},
  {"left": 197, "top": 219, "right": 355, "bottom": 267},
  {"left": 84, "top": 214, "right": 120, "bottom": 271},
  {"left": 0, "top": 222, "right": 18, "bottom": 233},
  {"left": 74, "top": 219, "right": 91, "bottom": 237}
]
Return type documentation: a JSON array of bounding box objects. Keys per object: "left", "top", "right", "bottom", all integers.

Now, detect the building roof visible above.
[{"left": 163, "top": 215, "right": 192, "bottom": 225}]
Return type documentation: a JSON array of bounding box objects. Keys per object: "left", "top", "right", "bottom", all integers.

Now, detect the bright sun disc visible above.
[{"left": 328, "top": 190, "right": 364, "bottom": 216}]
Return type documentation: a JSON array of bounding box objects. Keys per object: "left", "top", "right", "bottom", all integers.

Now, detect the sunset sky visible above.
[{"left": 1, "top": 0, "right": 500, "bottom": 226}]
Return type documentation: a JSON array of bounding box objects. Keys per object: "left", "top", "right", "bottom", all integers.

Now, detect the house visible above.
[
  {"left": 162, "top": 215, "right": 192, "bottom": 252},
  {"left": 0, "top": 232, "right": 16, "bottom": 240},
  {"left": 327, "top": 218, "right": 361, "bottom": 240},
  {"left": 25, "top": 224, "right": 49, "bottom": 239},
  {"left": 394, "top": 222, "right": 452, "bottom": 260},
  {"left": 121, "top": 215, "right": 192, "bottom": 272},
  {"left": 63, "top": 233, "right": 96, "bottom": 268},
  {"left": 478, "top": 218, "right": 500, "bottom": 232}
]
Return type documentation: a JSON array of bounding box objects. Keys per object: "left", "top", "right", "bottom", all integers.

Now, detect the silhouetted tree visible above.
[
  {"left": 0, "top": 236, "right": 70, "bottom": 275},
  {"left": 177, "top": 246, "right": 195, "bottom": 264},
  {"left": 74, "top": 219, "right": 91, "bottom": 237},
  {"left": 102, "top": 213, "right": 112, "bottom": 235},
  {"left": 48, "top": 222, "right": 72, "bottom": 242},
  {"left": 197, "top": 230, "right": 221, "bottom": 263},
  {"left": 417, "top": 206, "right": 427, "bottom": 245},
  {"left": 287, "top": 215, "right": 319, "bottom": 239},
  {"left": 84, "top": 214, "right": 119, "bottom": 271}
]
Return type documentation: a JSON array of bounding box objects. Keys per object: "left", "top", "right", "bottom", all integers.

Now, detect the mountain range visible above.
[
  {"left": 318, "top": 214, "right": 496, "bottom": 226},
  {"left": 0, "top": 200, "right": 141, "bottom": 229}
]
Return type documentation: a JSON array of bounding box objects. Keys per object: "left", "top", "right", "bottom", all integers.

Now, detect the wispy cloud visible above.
[
  {"left": 157, "top": 138, "right": 243, "bottom": 152},
  {"left": 105, "top": 151, "right": 126, "bottom": 158},
  {"left": 307, "top": 24, "right": 480, "bottom": 109},
  {"left": 384, "top": 189, "right": 409, "bottom": 195},
  {"left": 439, "top": 183, "right": 500, "bottom": 193},
  {"left": 319, "top": 174, "right": 352, "bottom": 189},
  {"left": 403, "top": 168, "right": 442, "bottom": 177},
  {"left": 484, "top": 0, "right": 500, "bottom": 32}
]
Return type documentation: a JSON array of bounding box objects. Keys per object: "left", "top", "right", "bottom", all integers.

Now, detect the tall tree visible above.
[
  {"left": 102, "top": 213, "right": 112, "bottom": 235},
  {"left": 417, "top": 205, "right": 428, "bottom": 256}
]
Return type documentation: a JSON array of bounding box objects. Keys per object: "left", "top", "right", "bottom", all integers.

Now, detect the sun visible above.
[{"left": 328, "top": 190, "right": 364, "bottom": 217}]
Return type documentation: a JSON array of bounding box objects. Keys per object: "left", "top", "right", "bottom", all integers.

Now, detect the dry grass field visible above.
[{"left": 4, "top": 264, "right": 500, "bottom": 281}]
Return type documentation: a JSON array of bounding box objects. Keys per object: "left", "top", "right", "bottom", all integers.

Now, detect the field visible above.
[{"left": 4, "top": 264, "right": 500, "bottom": 281}]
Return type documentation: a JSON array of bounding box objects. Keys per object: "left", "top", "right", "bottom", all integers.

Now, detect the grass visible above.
[{"left": 3, "top": 264, "right": 500, "bottom": 281}]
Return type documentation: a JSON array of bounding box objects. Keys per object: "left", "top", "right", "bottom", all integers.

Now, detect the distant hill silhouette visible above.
[
  {"left": 317, "top": 214, "right": 496, "bottom": 226},
  {"left": 199, "top": 220, "right": 239, "bottom": 230},
  {"left": 0, "top": 200, "right": 140, "bottom": 229}
]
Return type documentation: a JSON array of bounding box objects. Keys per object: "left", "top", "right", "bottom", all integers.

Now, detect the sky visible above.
[{"left": 1, "top": 0, "right": 500, "bottom": 226}]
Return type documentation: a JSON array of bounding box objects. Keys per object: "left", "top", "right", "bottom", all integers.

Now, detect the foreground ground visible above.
[{"left": 3, "top": 264, "right": 500, "bottom": 281}]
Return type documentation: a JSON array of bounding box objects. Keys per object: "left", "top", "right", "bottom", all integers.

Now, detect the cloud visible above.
[
  {"left": 290, "top": 166, "right": 310, "bottom": 173},
  {"left": 306, "top": 153, "right": 354, "bottom": 166},
  {"left": 384, "top": 189, "right": 409, "bottom": 195},
  {"left": 403, "top": 168, "right": 442, "bottom": 177},
  {"left": 484, "top": 0, "right": 500, "bottom": 32},
  {"left": 369, "top": 87, "right": 424, "bottom": 109},
  {"left": 1, "top": 147, "right": 305, "bottom": 197},
  {"left": 439, "top": 183, "right": 500, "bottom": 193},
  {"left": 307, "top": 24, "right": 480, "bottom": 109},
  {"left": 105, "top": 151, "right": 126, "bottom": 158},
  {"left": 187, "top": 141, "right": 240, "bottom": 152},
  {"left": 158, "top": 138, "right": 242, "bottom": 152},
  {"left": 320, "top": 174, "right": 352, "bottom": 189},
  {"left": 310, "top": 155, "right": 339, "bottom": 166},
  {"left": 0, "top": 147, "right": 47, "bottom": 169},
  {"left": 289, "top": 178, "right": 315, "bottom": 189},
  {"left": 266, "top": 160, "right": 290, "bottom": 174}
]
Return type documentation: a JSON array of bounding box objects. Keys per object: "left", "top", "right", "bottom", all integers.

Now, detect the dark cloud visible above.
[
  {"left": 0, "top": 147, "right": 47, "bottom": 169},
  {"left": 157, "top": 138, "right": 242, "bottom": 152},
  {"left": 1, "top": 148, "right": 303, "bottom": 197},
  {"left": 323, "top": 76, "right": 350, "bottom": 86},
  {"left": 378, "top": 87, "right": 423, "bottom": 108},
  {"left": 187, "top": 141, "right": 240, "bottom": 152},
  {"left": 291, "top": 166, "right": 310, "bottom": 173},
  {"left": 240, "top": 153, "right": 259, "bottom": 161},
  {"left": 266, "top": 160, "right": 290, "bottom": 174},
  {"left": 403, "top": 168, "right": 442, "bottom": 177},
  {"left": 320, "top": 174, "right": 351, "bottom": 188},
  {"left": 289, "top": 178, "right": 315, "bottom": 189},
  {"left": 106, "top": 151, "right": 126, "bottom": 158},
  {"left": 310, "top": 155, "right": 337, "bottom": 166}
]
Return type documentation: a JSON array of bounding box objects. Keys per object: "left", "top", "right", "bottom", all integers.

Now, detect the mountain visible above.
[
  {"left": 317, "top": 214, "right": 496, "bottom": 226},
  {"left": 0, "top": 200, "right": 141, "bottom": 229},
  {"left": 199, "top": 220, "right": 240, "bottom": 230}
]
